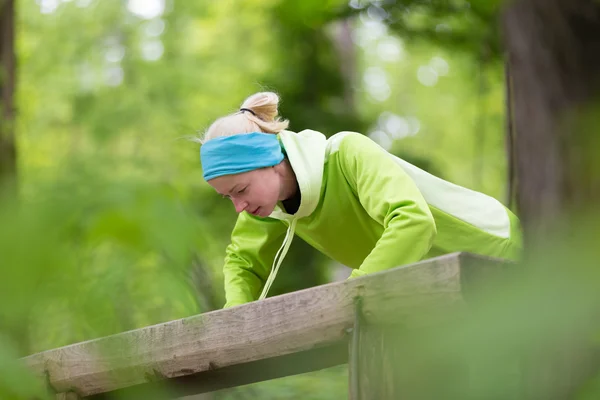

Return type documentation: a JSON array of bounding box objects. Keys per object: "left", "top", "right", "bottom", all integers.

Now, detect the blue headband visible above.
[{"left": 200, "top": 132, "right": 284, "bottom": 181}]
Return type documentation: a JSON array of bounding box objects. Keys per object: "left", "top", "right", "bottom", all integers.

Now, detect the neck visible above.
[{"left": 279, "top": 158, "right": 299, "bottom": 201}]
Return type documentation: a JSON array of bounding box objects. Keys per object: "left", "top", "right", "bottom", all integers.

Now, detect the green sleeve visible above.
[
  {"left": 223, "top": 212, "right": 287, "bottom": 308},
  {"left": 339, "top": 134, "right": 437, "bottom": 278}
]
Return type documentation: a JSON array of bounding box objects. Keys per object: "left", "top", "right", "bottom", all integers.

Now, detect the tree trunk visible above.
[
  {"left": 502, "top": 1, "right": 600, "bottom": 398},
  {"left": 503, "top": 0, "right": 600, "bottom": 243},
  {"left": 0, "top": 0, "right": 16, "bottom": 196},
  {"left": 0, "top": 0, "right": 28, "bottom": 360},
  {"left": 328, "top": 19, "right": 357, "bottom": 112}
]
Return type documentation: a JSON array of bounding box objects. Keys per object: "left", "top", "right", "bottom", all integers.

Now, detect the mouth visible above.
[{"left": 250, "top": 207, "right": 261, "bottom": 215}]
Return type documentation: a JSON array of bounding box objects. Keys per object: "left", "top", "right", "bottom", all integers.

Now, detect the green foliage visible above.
[
  {"left": 216, "top": 365, "right": 348, "bottom": 400},
  {"left": 0, "top": 0, "right": 538, "bottom": 398},
  {"left": 387, "top": 213, "right": 600, "bottom": 399},
  {"left": 353, "top": 16, "right": 508, "bottom": 199},
  {"left": 1, "top": 169, "right": 203, "bottom": 347},
  {"left": 0, "top": 336, "right": 47, "bottom": 400}
]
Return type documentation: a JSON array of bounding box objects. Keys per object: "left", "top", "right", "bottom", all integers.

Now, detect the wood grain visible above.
[{"left": 23, "top": 253, "right": 497, "bottom": 398}]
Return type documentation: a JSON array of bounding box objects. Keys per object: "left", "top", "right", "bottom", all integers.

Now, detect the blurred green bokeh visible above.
[{"left": 2, "top": 0, "right": 598, "bottom": 399}]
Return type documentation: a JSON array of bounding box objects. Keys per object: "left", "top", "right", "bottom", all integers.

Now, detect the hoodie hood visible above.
[
  {"left": 257, "top": 129, "right": 327, "bottom": 301},
  {"left": 269, "top": 129, "right": 327, "bottom": 221}
]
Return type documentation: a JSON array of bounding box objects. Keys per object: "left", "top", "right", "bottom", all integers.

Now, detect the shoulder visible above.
[{"left": 327, "top": 131, "right": 386, "bottom": 159}]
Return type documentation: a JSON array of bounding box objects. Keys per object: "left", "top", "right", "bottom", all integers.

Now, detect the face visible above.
[{"left": 208, "top": 167, "right": 283, "bottom": 218}]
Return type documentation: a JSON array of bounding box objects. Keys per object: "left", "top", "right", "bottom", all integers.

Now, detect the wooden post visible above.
[
  {"left": 348, "top": 254, "right": 517, "bottom": 400},
  {"left": 350, "top": 319, "right": 474, "bottom": 399},
  {"left": 348, "top": 298, "right": 362, "bottom": 400}
]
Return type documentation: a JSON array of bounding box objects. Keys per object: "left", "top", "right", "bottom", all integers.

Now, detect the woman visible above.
[{"left": 198, "top": 92, "right": 522, "bottom": 308}]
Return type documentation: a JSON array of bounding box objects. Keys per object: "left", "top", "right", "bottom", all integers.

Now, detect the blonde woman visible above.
[{"left": 198, "top": 92, "right": 522, "bottom": 308}]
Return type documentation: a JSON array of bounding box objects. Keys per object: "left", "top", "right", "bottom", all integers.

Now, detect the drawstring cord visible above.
[{"left": 259, "top": 218, "right": 298, "bottom": 300}]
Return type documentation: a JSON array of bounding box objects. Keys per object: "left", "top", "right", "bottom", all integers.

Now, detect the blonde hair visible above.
[{"left": 199, "top": 92, "right": 289, "bottom": 144}]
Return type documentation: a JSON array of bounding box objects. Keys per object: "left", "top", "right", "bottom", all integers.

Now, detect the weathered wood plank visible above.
[
  {"left": 88, "top": 342, "right": 348, "bottom": 399},
  {"left": 22, "top": 253, "right": 499, "bottom": 398}
]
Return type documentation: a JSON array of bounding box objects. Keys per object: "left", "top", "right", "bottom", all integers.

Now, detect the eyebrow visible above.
[{"left": 227, "top": 184, "right": 242, "bottom": 195}]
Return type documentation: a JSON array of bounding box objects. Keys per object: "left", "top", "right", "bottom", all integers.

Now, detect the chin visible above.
[
  {"left": 249, "top": 207, "right": 267, "bottom": 218},
  {"left": 258, "top": 205, "right": 275, "bottom": 218}
]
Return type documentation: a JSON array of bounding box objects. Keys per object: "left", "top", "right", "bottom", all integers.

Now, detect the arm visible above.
[
  {"left": 223, "top": 212, "right": 287, "bottom": 308},
  {"left": 338, "top": 134, "right": 437, "bottom": 278}
]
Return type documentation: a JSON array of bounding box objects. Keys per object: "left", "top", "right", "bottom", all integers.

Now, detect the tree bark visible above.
[
  {"left": 503, "top": 0, "right": 600, "bottom": 243},
  {"left": 0, "top": 0, "right": 16, "bottom": 196},
  {"left": 502, "top": 1, "right": 600, "bottom": 398},
  {"left": 328, "top": 19, "right": 357, "bottom": 112}
]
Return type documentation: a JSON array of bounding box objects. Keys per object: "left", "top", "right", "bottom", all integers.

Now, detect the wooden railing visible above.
[{"left": 23, "top": 252, "right": 510, "bottom": 399}]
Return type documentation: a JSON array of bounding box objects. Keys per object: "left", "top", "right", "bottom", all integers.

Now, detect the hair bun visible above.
[
  {"left": 240, "top": 92, "right": 281, "bottom": 123},
  {"left": 200, "top": 91, "right": 289, "bottom": 142}
]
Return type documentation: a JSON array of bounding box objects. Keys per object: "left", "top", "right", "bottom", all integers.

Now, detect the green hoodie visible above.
[{"left": 222, "top": 129, "right": 522, "bottom": 308}]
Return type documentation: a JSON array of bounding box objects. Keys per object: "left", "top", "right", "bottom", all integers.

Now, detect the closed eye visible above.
[{"left": 237, "top": 187, "right": 247, "bottom": 194}]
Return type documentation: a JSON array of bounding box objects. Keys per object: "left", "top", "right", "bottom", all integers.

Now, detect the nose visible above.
[{"left": 231, "top": 198, "right": 248, "bottom": 213}]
